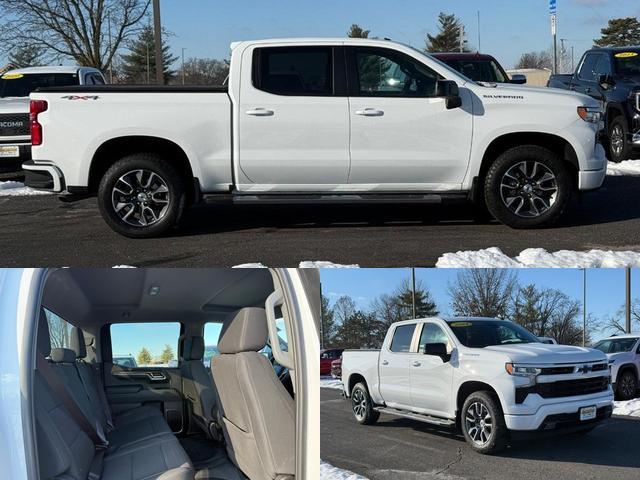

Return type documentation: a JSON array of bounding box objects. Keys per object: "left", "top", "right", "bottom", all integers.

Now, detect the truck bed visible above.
[
  {"left": 341, "top": 349, "right": 381, "bottom": 397},
  {"left": 36, "top": 84, "right": 229, "bottom": 93}
]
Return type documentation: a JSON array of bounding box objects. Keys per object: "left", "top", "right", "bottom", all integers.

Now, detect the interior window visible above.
[
  {"left": 44, "top": 308, "right": 73, "bottom": 350},
  {"left": 418, "top": 323, "right": 450, "bottom": 353},
  {"left": 203, "top": 322, "right": 224, "bottom": 367},
  {"left": 110, "top": 322, "right": 181, "bottom": 368},
  {"left": 578, "top": 53, "right": 599, "bottom": 81},
  {"left": 254, "top": 46, "right": 333, "bottom": 96},
  {"left": 389, "top": 324, "right": 415, "bottom": 352},
  {"left": 354, "top": 48, "right": 439, "bottom": 97}
]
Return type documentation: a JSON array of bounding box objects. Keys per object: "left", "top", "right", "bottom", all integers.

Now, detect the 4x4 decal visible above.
[{"left": 61, "top": 95, "right": 100, "bottom": 101}]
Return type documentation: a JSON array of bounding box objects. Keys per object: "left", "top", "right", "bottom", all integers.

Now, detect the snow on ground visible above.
[
  {"left": 320, "top": 375, "right": 344, "bottom": 391},
  {"left": 0, "top": 181, "right": 51, "bottom": 196},
  {"left": 607, "top": 160, "right": 640, "bottom": 176},
  {"left": 321, "top": 461, "right": 370, "bottom": 480},
  {"left": 613, "top": 398, "right": 640, "bottom": 417},
  {"left": 234, "top": 261, "right": 360, "bottom": 268},
  {"left": 436, "top": 247, "right": 640, "bottom": 268}
]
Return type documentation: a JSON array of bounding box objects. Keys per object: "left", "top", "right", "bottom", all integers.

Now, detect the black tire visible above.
[
  {"left": 615, "top": 370, "right": 638, "bottom": 401},
  {"left": 608, "top": 116, "right": 630, "bottom": 163},
  {"left": 351, "top": 382, "right": 380, "bottom": 425},
  {"left": 484, "top": 145, "right": 572, "bottom": 229},
  {"left": 461, "top": 391, "right": 509, "bottom": 454},
  {"left": 98, "top": 153, "right": 186, "bottom": 238}
]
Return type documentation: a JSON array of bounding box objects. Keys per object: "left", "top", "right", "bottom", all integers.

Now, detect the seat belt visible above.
[
  {"left": 90, "top": 362, "right": 115, "bottom": 431},
  {"left": 36, "top": 354, "right": 109, "bottom": 449},
  {"left": 74, "top": 361, "right": 115, "bottom": 432}
]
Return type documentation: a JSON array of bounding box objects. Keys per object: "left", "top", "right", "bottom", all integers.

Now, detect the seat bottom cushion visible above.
[
  {"left": 108, "top": 412, "right": 173, "bottom": 450},
  {"left": 114, "top": 405, "right": 165, "bottom": 427}
]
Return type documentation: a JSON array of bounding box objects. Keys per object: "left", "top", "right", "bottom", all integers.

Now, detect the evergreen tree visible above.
[
  {"left": 334, "top": 310, "right": 382, "bottom": 349},
  {"left": 121, "top": 24, "right": 177, "bottom": 84},
  {"left": 8, "top": 45, "right": 44, "bottom": 68},
  {"left": 394, "top": 278, "right": 439, "bottom": 320},
  {"left": 347, "top": 24, "right": 370, "bottom": 38},
  {"left": 137, "top": 347, "right": 152, "bottom": 365},
  {"left": 425, "top": 12, "right": 468, "bottom": 53},
  {"left": 594, "top": 17, "right": 640, "bottom": 47},
  {"left": 160, "top": 344, "right": 174, "bottom": 364},
  {"left": 321, "top": 295, "right": 337, "bottom": 348}
]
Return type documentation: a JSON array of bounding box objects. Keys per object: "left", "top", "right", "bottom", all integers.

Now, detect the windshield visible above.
[
  {"left": 593, "top": 337, "right": 638, "bottom": 354},
  {"left": 442, "top": 59, "right": 508, "bottom": 83},
  {"left": 447, "top": 320, "right": 540, "bottom": 348},
  {"left": 613, "top": 51, "right": 640, "bottom": 78},
  {"left": 0, "top": 72, "right": 79, "bottom": 98}
]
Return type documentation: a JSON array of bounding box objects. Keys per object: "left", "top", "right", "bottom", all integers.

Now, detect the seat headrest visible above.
[
  {"left": 218, "top": 307, "right": 268, "bottom": 354},
  {"left": 50, "top": 348, "right": 77, "bottom": 364},
  {"left": 70, "top": 326, "right": 87, "bottom": 359},
  {"left": 37, "top": 309, "right": 51, "bottom": 357},
  {"left": 181, "top": 336, "right": 205, "bottom": 361}
]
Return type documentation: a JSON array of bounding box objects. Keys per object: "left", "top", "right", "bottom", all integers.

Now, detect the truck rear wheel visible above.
[
  {"left": 484, "top": 145, "right": 571, "bottom": 229},
  {"left": 98, "top": 153, "right": 186, "bottom": 238},
  {"left": 351, "top": 382, "right": 380, "bottom": 425},
  {"left": 461, "top": 391, "right": 508, "bottom": 454},
  {"left": 608, "top": 116, "right": 629, "bottom": 163}
]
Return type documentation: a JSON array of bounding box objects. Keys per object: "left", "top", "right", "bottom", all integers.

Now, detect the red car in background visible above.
[
  {"left": 431, "top": 52, "right": 526, "bottom": 85},
  {"left": 331, "top": 357, "right": 342, "bottom": 379},
  {"left": 320, "top": 348, "right": 343, "bottom": 375}
]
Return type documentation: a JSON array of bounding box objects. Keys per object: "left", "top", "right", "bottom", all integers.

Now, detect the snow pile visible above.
[
  {"left": 607, "top": 160, "right": 640, "bottom": 177},
  {"left": 234, "top": 262, "right": 360, "bottom": 269},
  {"left": 321, "top": 461, "right": 369, "bottom": 480},
  {"left": 437, "top": 247, "right": 640, "bottom": 268},
  {"left": 320, "top": 376, "right": 344, "bottom": 390},
  {"left": 613, "top": 398, "right": 640, "bottom": 417},
  {"left": 0, "top": 181, "right": 51, "bottom": 196}
]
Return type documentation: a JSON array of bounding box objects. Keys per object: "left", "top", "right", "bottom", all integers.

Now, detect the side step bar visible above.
[
  {"left": 203, "top": 193, "right": 468, "bottom": 205},
  {"left": 374, "top": 407, "right": 456, "bottom": 427}
]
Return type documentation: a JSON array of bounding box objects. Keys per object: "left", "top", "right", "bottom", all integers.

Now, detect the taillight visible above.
[{"left": 30, "top": 100, "right": 48, "bottom": 146}]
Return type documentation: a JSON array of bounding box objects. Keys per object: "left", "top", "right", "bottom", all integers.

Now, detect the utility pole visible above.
[
  {"left": 181, "top": 48, "right": 187, "bottom": 85},
  {"left": 550, "top": 0, "right": 558, "bottom": 74},
  {"left": 152, "top": 0, "right": 163, "bottom": 85},
  {"left": 571, "top": 46, "right": 574, "bottom": 72},
  {"left": 459, "top": 25, "right": 465, "bottom": 53},
  {"left": 626, "top": 268, "right": 632, "bottom": 334},
  {"left": 582, "top": 268, "right": 587, "bottom": 347},
  {"left": 108, "top": 15, "right": 113, "bottom": 83},
  {"left": 477, "top": 11, "right": 481, "bottom": 53},
  {"left": 411, "top": 268, "right": 416, "bottom": 319}
]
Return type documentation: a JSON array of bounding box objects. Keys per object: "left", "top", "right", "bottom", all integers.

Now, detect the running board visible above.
[
  {"left": 202, "top": 193, "right": 468, "bottom": 205},
  {"left": 374, "top": 407, "right": 456, "bottom": 427}
]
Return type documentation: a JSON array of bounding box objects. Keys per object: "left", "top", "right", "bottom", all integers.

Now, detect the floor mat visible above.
[
  {"left": 179, "top": 435, "right": 246, "bottom": 480},
  {"left": 179, "top": 434, "right": 221, "bottom": 464}
]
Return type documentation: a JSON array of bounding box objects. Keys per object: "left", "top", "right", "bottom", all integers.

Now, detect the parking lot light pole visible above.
[
  {"left": 625, "top": 268, "right": 631, "bottom": 334},
  {"left": 582, "top": 268, "right": 586, "bottom": 347},
  {"left": 181, "top": 48, "right": 187, "bottom": 85},
  {"left": 153, "top": 0, "right": 163, "bottom": 85}
]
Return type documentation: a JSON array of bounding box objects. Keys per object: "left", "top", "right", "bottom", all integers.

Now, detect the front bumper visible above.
[
  {"left": 578, "top": 143, "right": 607, "bottom": 191},
  {"left": 22, "top": 160, "right": 65, "bottom": 191},
  {"left": 504, "top": 392, "right": 613, "bottom": 431}
]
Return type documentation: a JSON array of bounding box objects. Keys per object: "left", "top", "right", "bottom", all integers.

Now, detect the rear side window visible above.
[
  {"left": 0, "top": 73, "right": 79, "bottom": 98},
  {"left": 110, "top": 322, "right": 181, "bottom": 368},
  {"left": 253, "top": 46, "right": 333, "bottom": 96},
  {"left": 389, "top": 324, "right": 415, "bottom": 352},
  {"left": 44, "top": 308, "right": 73, "bottom": 350},
  {"left": 203, "top": 322, "right": 224, "bottom": 367}
]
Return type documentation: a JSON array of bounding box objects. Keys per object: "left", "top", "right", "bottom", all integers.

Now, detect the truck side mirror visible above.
[
  {"left": 423, "top": 343, "right": 450, "bottom": 362},
  {"left": 436, "top": 80, "right": 462, "bottom": 109},
  {"left": 598, "top": 74, "right": 615, "bottom": 90},
  {"left": 510, "top": 74, "right": 527, "bottom": 85}
]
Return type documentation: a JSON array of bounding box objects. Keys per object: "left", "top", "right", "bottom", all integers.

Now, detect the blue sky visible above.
[
  {"left": 159, "top": 0, "right": 640, "bottom": 69},
  {"left": 320, "top": 268, "right": 640, "bottom": 341}
]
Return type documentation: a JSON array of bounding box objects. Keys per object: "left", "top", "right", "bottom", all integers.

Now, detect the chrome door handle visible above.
[
  {"left": 381, "top": 360, "right": 389, "bottom": 365},
  {"left": 245, "top": 108, "right": 274, "bottom": 116},
  {"left": 355, "top": 108, "right": 384, "bottom": 117},
  {"left": 412, "top": 361, "right": 421, "bottom": 367}
]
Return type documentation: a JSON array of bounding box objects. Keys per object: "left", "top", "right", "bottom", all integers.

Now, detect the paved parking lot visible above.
[
  {"left": 321, "top": 389, "right": 640, "bottom": 480},
  {"left": 0, "top": 175, "right": 639, "bottom": 266}
]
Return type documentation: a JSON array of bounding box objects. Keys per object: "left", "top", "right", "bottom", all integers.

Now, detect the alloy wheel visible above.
[
  {"left": 610, "top": 124, "right": 624, "bottom": 158},
  {"left": 352, "top": 388, "right": 367, "bottom": 421},
  {"left": 500, "top": 161, "right": 558, "bottom": 218},
  {"left": 465, "top": 401, "right": 493, "bottom": 446},
  {"left": 111, "top": 169, "right": 170, "bottom": 227},
  {"left": 621, "top": 374, "right": 636, "bottom": 398}
]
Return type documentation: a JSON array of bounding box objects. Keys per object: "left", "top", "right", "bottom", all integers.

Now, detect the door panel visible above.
[
  {"left": 378, "top": 323, "right": 416, "bottom": 408},
  {"left": 237, "top": 45, "right": 350, "bottom": 189}
]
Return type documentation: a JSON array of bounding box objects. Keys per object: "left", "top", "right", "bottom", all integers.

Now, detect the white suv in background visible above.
[{"left": 593, "top": 334, "right": 640, "bottom": 400}]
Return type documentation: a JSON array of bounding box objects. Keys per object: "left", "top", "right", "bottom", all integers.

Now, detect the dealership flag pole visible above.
[
  {"left": 412, "top": 268, "right": 416, "bottom": 320},
  {"left": 550, "top": 0, "right": 558, "bottom": 74},
  {"left": 582, "top": 268, "right": 586, "bottom": 347}
]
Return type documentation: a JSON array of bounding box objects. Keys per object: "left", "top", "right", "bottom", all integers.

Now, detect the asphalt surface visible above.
[
  {"left": 0, "top": 175, "right": 639, "bottom": 266},
  {"left": 321, "top": 388, "right": 640, "bottom": 480}
]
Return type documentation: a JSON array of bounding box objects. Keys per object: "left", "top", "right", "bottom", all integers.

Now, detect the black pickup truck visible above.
[{"left": 548, "top": 46, "right": 640, "bottom": 162}]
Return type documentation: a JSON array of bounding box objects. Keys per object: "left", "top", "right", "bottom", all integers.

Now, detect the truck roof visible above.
[
  {"left": 392, "top": 316, "right": 504, "bottom": 327},
  {"left": 230, "top": 37, "right": 400, "bottom": 50},
  {"left": 2, "top": 65, "right": 98, "bottom": 75},
  {"left": 598, "top": 333, "right": 640, "bottom": 340},
  {"left": 589, "top": 45, "right": 640, "bottom": 52},
  {"left": 431, "top": 52, "right": 497, "bottom": 61}
]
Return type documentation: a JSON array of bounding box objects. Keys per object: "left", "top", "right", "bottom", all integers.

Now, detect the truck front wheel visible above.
[
  {"left": 484, "top": 145, "right": 571, "bottom": 229},
  {"left": 351, "top": 382, "right": 380, "bottom": 425},
  {"left": 616, "top": 370, "right": 637, "bottom": 400},
  {"left": 98, "top": 153, "right": 186, "bottom": 238},
  {"left": 461, "top": 391, "right": 508, "bottom": 454},
  {"left": 608, "top": 116, "right": 629, "bottom": 163}
]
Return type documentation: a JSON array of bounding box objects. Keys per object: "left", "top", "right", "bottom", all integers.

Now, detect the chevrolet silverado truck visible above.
[
  {"left": 341, "top": 317, "right": 613, "bottom": 454},
  {"left": 548, "top": 46, "right": 640, "bottom": 162},
  {"left": 593, "top": 334, "right": 640, "bottom": 400},
  {"left": 0, "top": 66, "right": 105, "bottom": 174},
  {"left": 25, "top": 38, "right": 606, "bottom": 237}
]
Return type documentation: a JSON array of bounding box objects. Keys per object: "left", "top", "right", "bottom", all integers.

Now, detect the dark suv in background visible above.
[
  {"left": 548, "top": 46, "right": 640, "bottom": 162},
  {"left": 432, "top": 52, "right": 526, "bottom": 85}
]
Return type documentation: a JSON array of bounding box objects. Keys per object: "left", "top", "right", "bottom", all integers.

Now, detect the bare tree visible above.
[
  {"left": 448, "top": 269, "right": 518, "bottom": 318},
  {"left": 44, "top": 310, "right": 71, "bottom": 349},
  {"left": 515, "top": 50, "right": 552, "bottom": 70},
  {"left": 602, "top": 299, "right": 640, "bottom": 335},
  {"left": 0, "top": 0, "right": 151, "bottom": 70},
  {"left": 333, "top": 295, "right": 357, "bottom": 326},
  {"left": 178, "top": 58, "right": 229, "bottom": 86}
]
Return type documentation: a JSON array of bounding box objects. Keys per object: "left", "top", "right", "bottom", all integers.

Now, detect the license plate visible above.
[
  {"left": 580, "top": 405, "right": 597, "bottom": 421},
  {"left": 0, "top": 146, "right": 19, "bottom": 158}
]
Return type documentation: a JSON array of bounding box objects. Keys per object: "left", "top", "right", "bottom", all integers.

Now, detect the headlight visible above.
[
  {"left": 577, "top": 106, "right": 602, "bottom": 123},
  {"left": 505, "top": 363, "right": 541, "bottom": 377}
]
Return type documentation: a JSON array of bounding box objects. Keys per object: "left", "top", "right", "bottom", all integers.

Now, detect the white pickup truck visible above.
[
  {"left": 341, "top": 317, "right": 613, "bottom": 454},
  {"left": 593, "top": 334, "right": 640, "bottom": 400},
  {"left": 0, "top": 66, "right": 105, "bottom": 174},
  {"left": 25, "top": 38, "right": 606, "bottom": 237}
]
